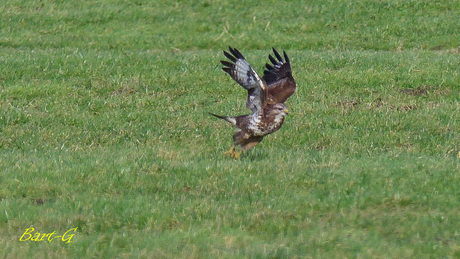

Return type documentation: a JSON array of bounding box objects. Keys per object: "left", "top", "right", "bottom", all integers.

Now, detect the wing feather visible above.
[
  {"left": 268, "top": 54, "right": 278, "bottom": 65},
  {"left": 221, "top": 46, "right": 267, "bottom": 113},
  {"left": 263, "top": 48, "right": 297, "bottom": 104}
]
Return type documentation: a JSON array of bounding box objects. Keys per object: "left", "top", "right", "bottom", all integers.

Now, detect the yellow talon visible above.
[
  {"left": 223, "top": 146, "right": 242, "bottom": 159},
  {"left": 224, "top": 146, "right": 236, "bottom": 156},
  {"left": 233, "top": 150, "right": 242, "bottom": 159}
]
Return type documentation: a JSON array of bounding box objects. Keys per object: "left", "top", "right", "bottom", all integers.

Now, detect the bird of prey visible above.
[{"left": 211, "top": 47, "right": 296, "bottom": 158}]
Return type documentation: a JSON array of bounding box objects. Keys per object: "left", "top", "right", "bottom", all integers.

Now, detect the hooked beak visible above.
[{"left": 284, "top": 109, "right": 289, "bottom": 114}]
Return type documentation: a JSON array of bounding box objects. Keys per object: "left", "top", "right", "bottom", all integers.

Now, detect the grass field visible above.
[{"left": 1, "top": 0, "right": 459, "bottom": 257}]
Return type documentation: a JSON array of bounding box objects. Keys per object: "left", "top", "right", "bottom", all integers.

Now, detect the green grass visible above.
[{"left": 1, "top": 0, "right": 459, "bottom": 258}]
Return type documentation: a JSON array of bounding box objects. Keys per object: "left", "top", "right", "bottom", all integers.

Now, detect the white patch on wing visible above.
[
  {"left": 234, "top": 59, "right": 263, "bottom": 88},
  {"left": 234, "top": 60, "right": 254, "bottom": 85}
]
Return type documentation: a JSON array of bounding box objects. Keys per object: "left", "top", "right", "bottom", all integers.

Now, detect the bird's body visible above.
[{"left": 211, "top": 47, "right": 296, "bottom": 158}]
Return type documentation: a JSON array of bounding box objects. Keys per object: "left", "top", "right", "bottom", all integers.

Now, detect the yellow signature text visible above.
[{"left": 19, "top": 227, "right": 78, "bottom": 244}]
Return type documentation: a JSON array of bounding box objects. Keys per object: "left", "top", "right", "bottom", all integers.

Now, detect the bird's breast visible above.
[{"left": 248, "top": 113, "right": 285, "bottom": 136}]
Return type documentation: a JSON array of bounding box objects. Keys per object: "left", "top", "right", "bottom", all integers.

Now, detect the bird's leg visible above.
[
  {"left": 233, "top": 150, "right": 243, "bottom": 159},
  {"left": 224, "top": 146, "right": 243, "bottom": 159},
  {"left": 224, "top": 146, "right": 236, "bottom": 157}
]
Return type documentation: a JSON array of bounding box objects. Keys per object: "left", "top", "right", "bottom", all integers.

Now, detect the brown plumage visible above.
[
  {"left": 263, "top": 48, "right": 297, "bottom": 104},
  {"left": 211, "top": 47, "right": 296, "bottom": 158}
]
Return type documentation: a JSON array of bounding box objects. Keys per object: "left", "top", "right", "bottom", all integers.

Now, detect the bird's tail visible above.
[{"left": 209, "top": 112, "right": 237, "bottom": 126}]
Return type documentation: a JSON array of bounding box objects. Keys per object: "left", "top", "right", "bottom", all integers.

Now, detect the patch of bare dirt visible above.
[{"left": 400, "top": 85, "right": 431, "bottom": 96}]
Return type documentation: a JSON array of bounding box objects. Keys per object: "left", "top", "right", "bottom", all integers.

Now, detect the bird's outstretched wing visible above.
[
  {"left": 263, "top": 48, "right": 296, "bottom": 104},
  {"left": 221, "top": 47, "right": 267, "bottom": 113}
]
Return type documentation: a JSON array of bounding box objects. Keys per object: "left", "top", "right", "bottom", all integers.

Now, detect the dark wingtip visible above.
[
  {"left": 268, "top": 54, "right": 277, "bottom": 65},
  {"left": 272, "top": 48, "right": 282, "bottom": 61},
  {"left": 223, "top": 50, "right": 236, "bottom": 62},
  {"left": 221, "top": 60, "right": 233, "bottom": 67},
  {"left": 222, "top": 67, "right": 232, "bottom": 75},
  {"left": 229, "top": 47, "right": 244, "bottom": 59},
  {"left": 283, "top": 50, "right": 290, "bottom": 63}
]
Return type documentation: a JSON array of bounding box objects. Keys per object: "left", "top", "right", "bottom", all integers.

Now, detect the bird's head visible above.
[{"left": 272, "top": 103, "right": 289, "bottom": 115}]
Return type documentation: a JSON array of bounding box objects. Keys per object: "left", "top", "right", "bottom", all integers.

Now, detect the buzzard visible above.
[{"left": 211, "top": 47, "right": 296, "bottom": 158}]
